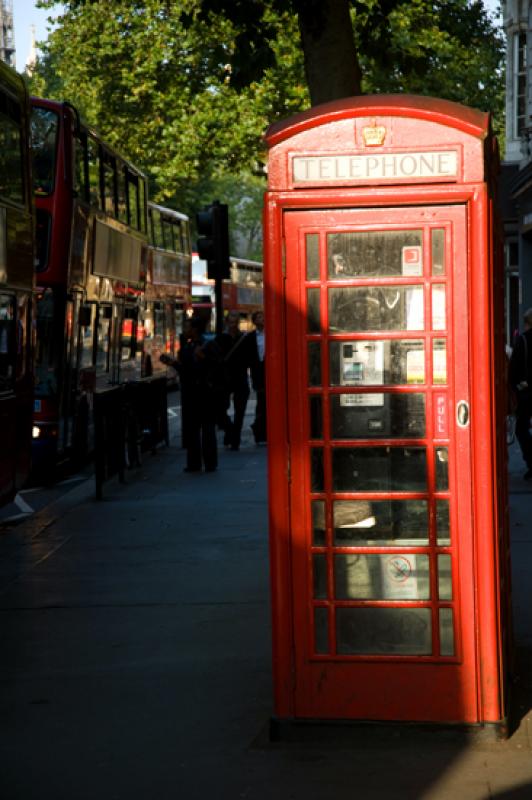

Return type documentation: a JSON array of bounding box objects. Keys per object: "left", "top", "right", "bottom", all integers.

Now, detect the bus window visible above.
[
  {"left": 74, "top": 131, "right": 89, "bottom": 202},
  {"left": 179, "top": 221, "right": 188, "bottom": 254},
  {"left": 102, "top": 153, "right": 117, "bottom": 217},
  {"left": 144, "top": 304, "right": 154, "bottom": 349},
  {"left": 79, "top": 304, "right": 96, "bottom": 368},
  {"left": 0, "top": 293, "right": 15, "bottom": 391},
  {"left": 175, "top": 307, "right": 184, "bottom": 349},
  {"left": 121, "top": 306, "right": 137, "bottom": 361},
  {"left": 154, "top": 302, "right": 165, "bottom": 347},
  {"left": 96, "top": 305, "right": 112, "bottom": 372},
  {"left": 117, "top": 165, "right": 128, "bottom": 224},
  {"left": 173, "top": 220, "right": 181, "bottom": 254},
  {"left": 88, "top": 135, "right": 100, "bottom": 209},
  {"left": 0, "top": 98, "right": 23, "bottom": 203},
  {"left": 148, "top": 206, "right": 154, "bottom": 243},
  {"left": 127, "top": 172, "right": 139, "bottom": 230},
  {"left": 31, "top": 107, "right": 59, "bottom": 198},
  {"left": 16, "top": 295, "right": 30, "bottom": 379},
  {"left": 152, "top": 208, "right": 164, "bottom": 248},
  {"left": 162, "top": 219, "right": 175, "bottom": 252},
  {"left": 34, "top": 289, "right": 58, "bottom": 398},
  {"left": 138, "top": 177, "right": 147, "bottom": 233},
  {"left": 183, "top": 220, "right": 191, "bottom": 255},
  {"left": 35, "top": 208, "right": 51, "bottom": 273}
]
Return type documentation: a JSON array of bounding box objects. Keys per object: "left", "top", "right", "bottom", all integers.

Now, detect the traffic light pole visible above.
[
  {"left": 196, "top": 200, "right": 231, "bottom": 335},
  {"left": 214, "top": 272, "right": 224, "bottom": 335}
]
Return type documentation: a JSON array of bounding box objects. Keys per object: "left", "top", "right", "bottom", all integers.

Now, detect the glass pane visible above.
[
  {"left": 308, "top": 341, "right": 322, "bottom": 386},
  {"left": 128, "top": 176, "right": 139, "bottom": 230},
  {"left": 333, "top": 499, "right": 429, "bottom": 545},
  {"left": 439, "top": 608, "right": 455, "bottom": 656},
  {"left": 307, "top": 288, "right": 321, "bottom": 333},
  {"left": 435, "top": 447, "right": 449, "bottom": 491},
  {"left": 436, "top": 500, "right": 450, "bottom": 545},
  {"left": 312, "top": 500, "right": 326, "bottom": 546},
  {"left": 432, "top": 285, "right": 446, "bottom": 330},
  {"left": 336, "top": 607, "right": 432, "bottom": 655},
  {"left": 103, "top": 160, "right": 116, "bottom": 217},
  {"left": 152, "top": 209, "right": 164, "bottom": 248},
  {"left": 121, "top": 309, "right": 137, "bottom": 361},
  {"left": 138, "top": 178, "right": 147, "bottom": 233},
  {"left": 432, "top": 339, "right": 447, "bottom": 384},
  {"left": 330, "top": 393, "right": 425, "bottom": 439},
  {"left": 314, "top": 607, "right": 329, "bottom": 654},
  {"left": 328, "top": 230, "right": 422, "bottom": 278},
  {"left": 88, "top": 136, "right": 100, "bottom": 208},
  {"left": 117, "top": 167, "right": 128, "bottom": 224},
  {"left": 311, "top": 447, "right": 324, "bottom": 491},
  {"left": 332, "top": 447, "right": 427, "bottom": 492},
  {"left": 162, "top": 220, "right": 175, "bottom": 251},
  {"left": 74, "top": 135, "right": 87, "bottom": 201},
  {"left": 31, "top": 107, "right": 59, "bottom": 197},
  {"left": 79, "top": 304, "right": 96, "bottom": 368},
  {"left": 96, "top": 310, "right": 111, "bottom": 372},
  {"left": 313, "top": 554, "right": 327, "bottom": 598},
  {"left": 310, "top": 396, "right": 323, "bottom": 439},
  {"left": 330, "top": 340, "right": 425, "bottom": 386},
  {"left": 438, "top": 554, "right": 452, "bottom": 600},
  {"left": 306, "top": 233, "right": 319, "bottom": 280},
  {"left": 0, "top": 118, "right": 24, "bottom": 203},
  {"left": 432, "top": 229, "right": 445, "bottom": 276},
  {"left": 0, "top": 294, "right": 15, "bottom": 391},
  {"left": 329, "top": 286, "right": 424, "bottom": 332},
  {"left": 34, "top": 289, "right": 60, "bottom": 398},
  {"left": 335, "top": 554, "right": 430, "bottom": 600}
]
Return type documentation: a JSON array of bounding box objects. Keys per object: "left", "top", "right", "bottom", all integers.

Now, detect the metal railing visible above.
[{"left": 93, "top": 376, "right": 168, "bottom": 499}]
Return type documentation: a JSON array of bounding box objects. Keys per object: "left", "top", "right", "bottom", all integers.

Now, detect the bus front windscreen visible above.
[{"left": 31, "top": 107, "right": 59, "bottom": 196}]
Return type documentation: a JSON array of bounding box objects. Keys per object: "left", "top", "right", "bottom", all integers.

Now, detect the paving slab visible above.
[{"left": 1, "top": 420, "right": 532, "bottom": 800}]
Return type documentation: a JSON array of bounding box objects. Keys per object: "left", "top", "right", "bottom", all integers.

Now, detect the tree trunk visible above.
[{"left": 294, "top": 0, "right": 362, "bottom": 106}]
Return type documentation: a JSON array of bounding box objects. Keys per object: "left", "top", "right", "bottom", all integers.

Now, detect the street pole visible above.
[{"left": 214, "top": 271, "right": 224, "bottom": 334}]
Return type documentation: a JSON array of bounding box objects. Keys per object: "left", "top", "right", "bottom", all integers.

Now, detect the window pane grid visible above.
[{"left": 305, "top": 224, "right": 457, "bottom": 661}]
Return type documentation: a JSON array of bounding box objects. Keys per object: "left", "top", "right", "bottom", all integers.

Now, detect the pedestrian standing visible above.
[
  {"left": 247, "top": 310, "right": 266, "bottom": 444},
  {"left": 509, "top": 308, "right": 532, "bottom": 479},
  {"left": 161, "top": 318, "right": 219, "bottom": 472},
  {"left": 215, "top": 311, "right": 250, "bottom": 451}
]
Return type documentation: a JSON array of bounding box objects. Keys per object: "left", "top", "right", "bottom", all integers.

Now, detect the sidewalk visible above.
[{"left": 1, "top": 413, "right": 532, "bottom": 800}]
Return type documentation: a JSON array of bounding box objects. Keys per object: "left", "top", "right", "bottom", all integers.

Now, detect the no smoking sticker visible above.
[{"left": 387, "top": 556, "right": 412, "bottom": 583}]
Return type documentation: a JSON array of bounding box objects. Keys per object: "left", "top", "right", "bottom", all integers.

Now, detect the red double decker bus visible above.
[
  {"left": 144, "top": 202, "right": 192, "bottom": 383},
  {"left": 191, "top": 255, "right": 263, "bottom": 332},
  {"left": 31, "top": 97, "right": 149, "bottom": 473},
  {"left": 0, "top": 62, "right": 34, "bottom": 506}
]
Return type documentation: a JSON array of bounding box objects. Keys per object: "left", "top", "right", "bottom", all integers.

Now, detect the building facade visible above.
[
  {"left": 0, "top": 0, "right": 15, "bottom": 68},
  {"left": 503, "top": 0, "right": 532, "bottom": 339}
]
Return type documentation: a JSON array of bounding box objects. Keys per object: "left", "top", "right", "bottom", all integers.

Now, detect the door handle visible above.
[{"left": 456, "top": 400, "right": 470, "bottom": 427}]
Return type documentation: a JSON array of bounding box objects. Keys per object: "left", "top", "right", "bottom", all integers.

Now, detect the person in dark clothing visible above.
[
  {"left": 247, "top": 310, "right": 266, "bottom": 444},
  {"left": 215, "top": 311, "right": 250, "bottom": 451},
  {"left": 161, "top": 318, "right": 219, "bottom": 472},
  {"left": 509, "top": 308, "right": 532, "bottom": 479}
]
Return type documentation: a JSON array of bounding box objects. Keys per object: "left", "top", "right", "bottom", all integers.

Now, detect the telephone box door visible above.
[{"left": 284, "top": 204, "right": 477, "bottom": 722}]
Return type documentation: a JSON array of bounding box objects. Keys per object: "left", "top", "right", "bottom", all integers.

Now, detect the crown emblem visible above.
[{"left": 362, "top": 120, "right": 386, "bottom": 147}]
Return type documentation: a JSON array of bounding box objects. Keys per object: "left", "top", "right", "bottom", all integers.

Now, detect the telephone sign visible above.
[{"left": 263, "top": 95, "right": 511, "bottom": 731}]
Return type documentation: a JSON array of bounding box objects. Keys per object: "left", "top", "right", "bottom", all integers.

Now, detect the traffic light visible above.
[{"left": 196, "top": 200, "right": 230, "bottom": 280}]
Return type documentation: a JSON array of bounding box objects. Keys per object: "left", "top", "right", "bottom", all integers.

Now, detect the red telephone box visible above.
[{"left": 263, "top": 96, "right": 511, "bottom": 728}]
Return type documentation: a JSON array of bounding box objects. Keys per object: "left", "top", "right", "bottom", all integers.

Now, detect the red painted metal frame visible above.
[
  {"left": 263, "top": 96, "right": 509, "bottom": 725},
  {"left": 284, "top": 203, "right": 474, "bottom": 722}
]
